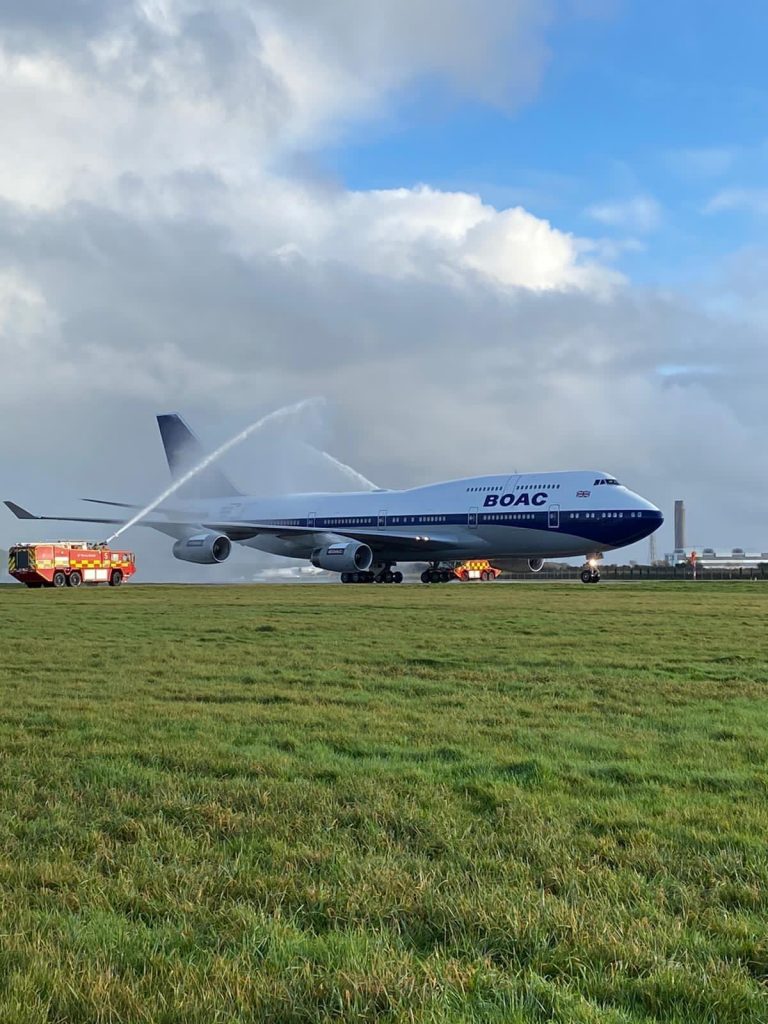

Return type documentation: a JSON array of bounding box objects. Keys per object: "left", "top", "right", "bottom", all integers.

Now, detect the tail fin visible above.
[{"left": 156, "top": 413, "right": 242, "bottom": 499}]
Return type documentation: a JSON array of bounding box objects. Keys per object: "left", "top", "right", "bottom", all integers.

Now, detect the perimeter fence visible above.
[{"left": 499, "top": 564, "right": 768, "bottom": 582}]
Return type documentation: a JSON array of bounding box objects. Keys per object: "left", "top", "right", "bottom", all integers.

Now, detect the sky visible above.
[{"left": 1, "top": 0, "right": 767, "bottom": 574}]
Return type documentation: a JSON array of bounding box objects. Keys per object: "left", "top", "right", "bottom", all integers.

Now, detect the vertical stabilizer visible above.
[{"left": 156, "top": 414, "right": 242, "bottom": 499}]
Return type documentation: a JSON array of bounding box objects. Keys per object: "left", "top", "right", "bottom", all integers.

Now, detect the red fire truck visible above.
[{"left": 8, "top": 542, "right": 136, "bottom": 588}]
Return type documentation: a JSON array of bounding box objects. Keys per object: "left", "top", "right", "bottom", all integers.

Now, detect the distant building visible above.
[{"left": 665, "top": 548, "right": 768, "bottom": 569}]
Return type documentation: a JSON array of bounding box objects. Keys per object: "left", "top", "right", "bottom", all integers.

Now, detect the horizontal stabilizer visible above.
[
  {"left": 82, "top": 498, "right": 141, "bottom": 509},
  {"left": 157, "top": 413, "right": 242, "bottom": 500}
]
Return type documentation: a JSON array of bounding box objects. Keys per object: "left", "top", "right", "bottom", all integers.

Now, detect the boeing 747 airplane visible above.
[{"left": 6, "top": 413, "right": 663, "bottom": 584}]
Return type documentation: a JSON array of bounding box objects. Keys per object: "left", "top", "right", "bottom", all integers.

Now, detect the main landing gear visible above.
[
  {"left": 341, "top": 565, "right": 403, "bottom": 584},
  {"left": 420, "top": 562, "right": 454, "bottom": 584}
]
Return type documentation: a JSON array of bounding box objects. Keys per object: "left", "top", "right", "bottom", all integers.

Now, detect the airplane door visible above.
[
  {"left": 469, "top": 506, "right": 478, "bottom": 529},
  {"left": 308, "top": 511, "right": 316, "bottom": 529},
  {"left": 378, "top": 509, "right": 387, "bottom": 529},
  {"left": 548, "top": 504, "right": 560, "bottom": 529}
]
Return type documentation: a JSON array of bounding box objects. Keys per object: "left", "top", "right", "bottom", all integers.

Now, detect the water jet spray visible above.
[{"left": 106, "top": 397, "right": 325, "bottom": 543}]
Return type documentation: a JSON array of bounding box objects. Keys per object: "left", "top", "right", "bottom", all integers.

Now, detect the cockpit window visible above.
[{"left": 593, "top": 478, "right": 620, "bottom": 486}]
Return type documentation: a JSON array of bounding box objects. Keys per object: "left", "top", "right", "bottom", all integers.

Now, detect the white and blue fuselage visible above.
[{"left": 175, "top": 469, "right": 662, "bottom": 564}]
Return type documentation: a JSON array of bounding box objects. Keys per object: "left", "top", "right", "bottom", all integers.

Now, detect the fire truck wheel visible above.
[
  {"left": 480, "top": 570, "right": 489, "bottom": 581},
  {"left": 109, "top": 570, "right": 123, "bottom": 587},
  {"left": 52, "top": 571, "right": 67, "bottom": 588},
  {"left": 26, "top": 582, "right": 43, "bottom": 589},
  {"left": 68, "top": 571, "right": 83, "bottom": 587}
]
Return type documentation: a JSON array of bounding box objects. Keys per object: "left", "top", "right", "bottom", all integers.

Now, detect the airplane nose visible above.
[{"left": 626, "top": 506, "right": 663, "bottom": 544}]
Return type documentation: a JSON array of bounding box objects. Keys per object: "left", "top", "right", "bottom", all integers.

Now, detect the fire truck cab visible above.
[{"left": 8, "top": 542, "right": 136, "bottom": 588}]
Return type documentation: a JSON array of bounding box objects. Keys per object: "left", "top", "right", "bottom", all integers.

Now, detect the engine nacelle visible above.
[
  {"left": 172, "top": 533, "right": 232, "bottom": 564},
  {"left": 311, "top": 541, "right": 373, "bottom": 573},
  {"left": 497, "top": 557, "right": 545, "bottom": 573}
]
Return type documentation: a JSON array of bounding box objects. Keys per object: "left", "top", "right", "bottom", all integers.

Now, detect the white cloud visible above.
[
  {"left": 266, "top": 185, "right": 621, "bottom": 294},
  {"left": 586, "top": 195, "right": 662, "bottom": 233},
  {"left": 0, "top": 0, "right": 558, "bottom": 210},
  {"left": 666, "top": 146, "right": 736, "bottom": 179},
  {"left": 704, "top": 188, "right": 768, "bottom": 215}
]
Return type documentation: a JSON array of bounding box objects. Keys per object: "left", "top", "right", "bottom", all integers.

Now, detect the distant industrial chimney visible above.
[{"left": 674, "top": 500, "right": 686, "bottom": 551}]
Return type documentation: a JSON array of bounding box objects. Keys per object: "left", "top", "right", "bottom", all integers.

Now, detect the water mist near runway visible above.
[{"left": 106, "top": 398, "right": 324, "bottom": 543}]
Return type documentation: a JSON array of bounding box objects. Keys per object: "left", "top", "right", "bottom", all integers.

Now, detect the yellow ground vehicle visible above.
[{"left": 454, "top": 559, "right": 502, "bottom": 582}]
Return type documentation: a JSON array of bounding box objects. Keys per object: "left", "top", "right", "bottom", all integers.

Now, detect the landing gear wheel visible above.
[
  {"left": 429, "top": 569, "right": 441, "bottom": 583},
  {"left": 341, "top": 572, "right": 350, "bottom": 584},
  {"left": 52, "top": 571, "right": 67, "bottom": 588},
  {"left": 109, "top": 570, "right": 123, "bottom": 587},
  {"left": 383, "top": 570, "right": 394, "bottom": 584},
  {"left": 421, "top": 570, "right": 431, "bottom": 584},
  {"left": 440, "top": 570, "right": 452, "bottom": 583},
  {"left": 590, "top": 572, "right": 601, "bottom": 584},
  {"left": 393, "top": 571, "right": 403, "bottom": 584},
  {"left": 580, "top": 569, "right": 600, "bottom": 584},
  {"left": 68, "top": 571, "right": 82, "bottom": 588}
]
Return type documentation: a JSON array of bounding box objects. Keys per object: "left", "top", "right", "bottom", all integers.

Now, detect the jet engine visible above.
[
  {"left": 172, "top": 533, "right": 232, "bottom": 564},
  {"left": 497, "top": 557, "right": 545, "bottom": 573},
  {"left": 311, "top": 541, "right": 373, "bottom": 572}
]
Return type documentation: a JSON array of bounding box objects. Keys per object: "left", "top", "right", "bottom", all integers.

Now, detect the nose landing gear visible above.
[{"left": 580, "top": 567, "right": 601, "bottom": 584}]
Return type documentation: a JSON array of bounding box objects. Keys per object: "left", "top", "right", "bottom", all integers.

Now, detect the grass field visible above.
[{"left": 0, "top": 582, "right": 766, "bottom": 1023}]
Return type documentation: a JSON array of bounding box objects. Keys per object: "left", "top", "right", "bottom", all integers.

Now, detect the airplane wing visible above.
[
  {"left": 200, "top": 522, "right": 460, "bottom": 552},
  {"left": 4, "top": 502, "right": 459, "bottom": 552},
  {"left": 4, "top": 501, "right": 198, "bottom": 541}
]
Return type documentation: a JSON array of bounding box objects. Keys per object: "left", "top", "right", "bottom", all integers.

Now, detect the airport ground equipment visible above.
[
  {"left": 454, "top": 560, "right": 502, "bottom": 582},
  {"left": 8, "top": 542, "right": 136, "bottom": 588}
]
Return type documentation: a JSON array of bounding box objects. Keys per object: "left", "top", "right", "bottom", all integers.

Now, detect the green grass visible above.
[{"left": 0, "top": 581, "right": 766, "bottom": 1023}]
